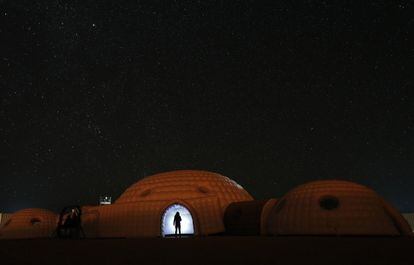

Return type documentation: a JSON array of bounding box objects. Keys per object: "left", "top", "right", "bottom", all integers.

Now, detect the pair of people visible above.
[{"left": 56, "top": 207, "right": 85, "bottom": 239}]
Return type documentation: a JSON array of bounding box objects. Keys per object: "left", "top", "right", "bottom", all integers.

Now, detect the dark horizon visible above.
[{"left": 1, "top": 1, "right": 413, "bottom": 213}]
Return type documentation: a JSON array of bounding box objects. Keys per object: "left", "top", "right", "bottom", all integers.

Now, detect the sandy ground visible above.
[{"left": 0, "top": 236, "right": 413, "bottom": 265}]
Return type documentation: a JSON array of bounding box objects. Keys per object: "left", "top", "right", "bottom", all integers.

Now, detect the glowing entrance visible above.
[{"left": 161, "top": 204, "right": 194, "bottom": 237}]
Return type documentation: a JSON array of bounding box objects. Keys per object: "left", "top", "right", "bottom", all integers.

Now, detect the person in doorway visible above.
[{"left": 173, "top": 211, "right": 182, "bottom": 237}]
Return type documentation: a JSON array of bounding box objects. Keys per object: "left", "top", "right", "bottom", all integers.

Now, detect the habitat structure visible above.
[
  {"left": 81, "top": 170, "right": 253, "bottom": 237},
  {"left": 0, "top": 170, "right": 412, "bottom": 239},
  {"left": 265, "top": 180, "right": 412, "bottom": 236},
  {"left": 0, "top": 208, "right": 57, "bottom": 239}
]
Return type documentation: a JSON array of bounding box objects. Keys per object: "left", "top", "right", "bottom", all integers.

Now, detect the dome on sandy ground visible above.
[
  {"left": 263, "top": 180, "right": 413, "bottom": 236},
  {"left": 0, "top": 208, "right": 57, "bottom": 239},
  {"left": 82, "top": 170, "right": 253, "bottom": 237}
]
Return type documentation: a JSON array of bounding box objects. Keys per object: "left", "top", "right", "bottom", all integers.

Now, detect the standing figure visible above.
[
  {"left": 56, "top": 206, "right": 85, "bottom": 239},
  {"left": 173, "top": 212, "right": 182, "bottom": 237}
]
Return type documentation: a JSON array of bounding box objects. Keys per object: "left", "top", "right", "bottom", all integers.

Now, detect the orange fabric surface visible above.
[
  {"left": 116, "top": 170, "right": 253, "bottom": 206},
  {"left": 82, "top": 170, "right": 253, "bottom": 237},
  {"left": 265, "top": 180, "right": 413, "bottom": 236},
  {"left": 0, "top": 208, "right": 57, "bottom": 239}
]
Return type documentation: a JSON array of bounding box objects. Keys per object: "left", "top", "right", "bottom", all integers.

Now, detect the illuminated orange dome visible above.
[
  {"left": 0, "top": 208, "right": 57, "bottom": 239},
  {"left": 83, "top": 170, "right": 253, "bottom": 237},
  {"left": 116, "top": 170, "right": 252, "bottom": 207},
  {"left": 263, "top": 180, "right": 412, "bottom": 236}
]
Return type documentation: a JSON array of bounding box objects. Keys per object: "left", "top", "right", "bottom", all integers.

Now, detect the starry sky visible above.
[{"left": 1, "top": 1, "right": 413, "bottom": 213}]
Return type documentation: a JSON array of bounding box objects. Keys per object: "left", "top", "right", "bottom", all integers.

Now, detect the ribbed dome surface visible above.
[
  {"left": 116, "top": 170, "right": 253, "bottom": 207},
  {"left": 264, "top": 180, "right": 412, "bottom": 236},
  {"left": 78, "top": 170, "right": 254, "bottom": 237},
  {"left": 0, "top": 208, "right": 57, "bottom": 239}
]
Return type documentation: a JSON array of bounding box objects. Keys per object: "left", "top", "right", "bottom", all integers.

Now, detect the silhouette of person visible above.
[
  {"left": 173, "top": 212, "right": 182, "bottom": 237},
  {"left": 62, "top": 208, "right": 82, "bottom": 238}
]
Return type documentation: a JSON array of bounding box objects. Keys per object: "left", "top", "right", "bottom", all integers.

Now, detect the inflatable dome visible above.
[
  {"left": 0, "top": 208, "right": 57, "bottom": 239},
  {"left": 83, "top": 170, "right": 253, "bottom": 237},
  {"left": 116, "top": 170, "right": 252, "bottom": 206},
  {"left": 263, "top": 180, "right": 412, "bottom": 236}
]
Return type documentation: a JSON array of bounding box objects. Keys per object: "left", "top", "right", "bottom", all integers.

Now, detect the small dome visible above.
[
  {"left": 116, "top": 170, "right": 253, "bottom": 208},
  {"left": 0, "top": 208, "right": 57, "bottom": 239},
  {"left": 263, "top": 180, "right": 412, "bottom": 236}
]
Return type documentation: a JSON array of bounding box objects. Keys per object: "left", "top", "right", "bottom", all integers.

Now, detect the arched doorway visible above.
[{"left": 161, "top": 204, "right": 194, "bottom": 237}]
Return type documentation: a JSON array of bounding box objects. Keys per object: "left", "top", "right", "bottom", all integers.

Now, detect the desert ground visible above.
[{"left": 0, "top": 236, "right": 413, "bottom": 265}]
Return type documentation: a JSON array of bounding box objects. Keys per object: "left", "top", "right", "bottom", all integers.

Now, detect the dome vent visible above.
[
  {"left": 319, "top": 195, "right": 340, "bottom": 210},
  {"left": 197, "top": 186, "right": 209, "bottom": 194},
  {"left": 30, "top": 218, "right": 41, "bottom": 225},
  {"left": 140, "top": 189, "right": 152, "bottom": 197}
]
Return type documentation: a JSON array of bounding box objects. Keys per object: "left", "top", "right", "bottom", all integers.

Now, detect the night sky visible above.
[{"left": 1, "top": 1, "right": 413, "bottom": 213}]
